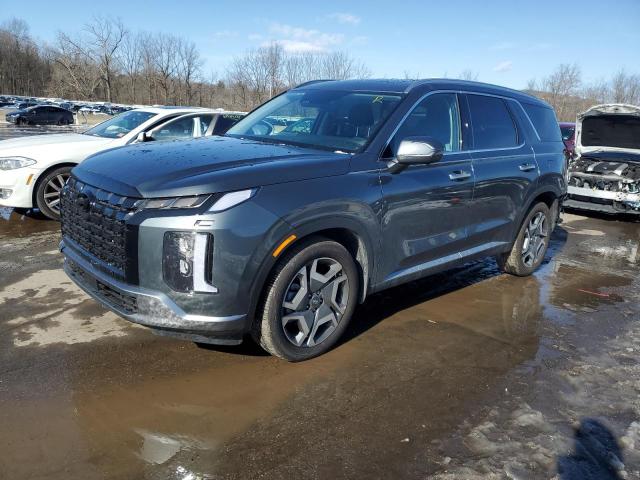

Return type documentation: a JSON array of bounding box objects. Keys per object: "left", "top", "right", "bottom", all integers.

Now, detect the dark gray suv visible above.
[{"left": 60, "top": 79, "right": 566, "bottom": 361}]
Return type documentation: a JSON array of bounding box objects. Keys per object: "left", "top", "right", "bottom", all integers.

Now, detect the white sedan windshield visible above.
[{"left": 84, "top": 111, "right": 155, "bottom": 139}]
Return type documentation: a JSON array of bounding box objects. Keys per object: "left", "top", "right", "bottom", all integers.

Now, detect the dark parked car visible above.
[
  {"left": 14, "top": 101, "right": 39, "bottom": 110},
  {"left": 560, "top": 122, "right": 575, "bottom": 157},
  {"left": 60, "top": 79, "right": 566, "bottom": 361},
  {"left": 6, "top": 105, "right": 74, "bottom": 126}
]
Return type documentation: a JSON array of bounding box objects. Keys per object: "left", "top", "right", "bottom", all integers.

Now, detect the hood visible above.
[
  {"left": 5, "top": 109, "right": 26, "bottom": 116},
  {"left": 0, "top": 133, "right": 114, "bottom": 159},
  {"left": 73, "top": 136, "right": 351, "bottom": 198},
  {"left": 576, "top": 104, "right": 640, "bottom": 156}
]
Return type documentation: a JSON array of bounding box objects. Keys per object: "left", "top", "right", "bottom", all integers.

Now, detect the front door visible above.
[{"left": 378, "top": 92, "right": 474, "bottom": 287}]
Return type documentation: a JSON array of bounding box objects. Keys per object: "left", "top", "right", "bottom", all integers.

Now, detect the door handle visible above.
[
  {"left": 519, "top": 163, "right": 536, "bottom": 172},
  {"left": 448, "top": 171, "right": 472, "bottom": 181}
]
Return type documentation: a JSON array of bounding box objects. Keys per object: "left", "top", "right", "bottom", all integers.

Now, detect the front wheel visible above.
[
  {"left": 253, "top": 238, "right": 359, "bottom": 361},
  {"left": 497, "top": 202, "right": 551, "bottom": 276},
  {"left": 35, "top": 166, "right": 72, "bottom": 221}
]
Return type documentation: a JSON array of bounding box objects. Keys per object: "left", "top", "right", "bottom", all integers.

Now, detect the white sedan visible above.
[{"left": 0, "top": 107, "right": 245, "bottom": 219}]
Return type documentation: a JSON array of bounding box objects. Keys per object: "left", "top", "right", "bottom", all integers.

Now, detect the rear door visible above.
[
  {"left": 463, "top": 93, "right": 538, "bottom": 248},
  {"left": 378, "top": 92, "right": 475, "bottom": 286}
]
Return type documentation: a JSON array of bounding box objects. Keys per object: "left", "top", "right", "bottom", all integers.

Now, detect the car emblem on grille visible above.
[{"left": 77, "top": 193, "right": 91, "bottom": 213}]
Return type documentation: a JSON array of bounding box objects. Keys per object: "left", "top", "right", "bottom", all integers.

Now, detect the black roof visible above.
[{"left": 297, "top": 78, "right": 550, "bottom": 108}]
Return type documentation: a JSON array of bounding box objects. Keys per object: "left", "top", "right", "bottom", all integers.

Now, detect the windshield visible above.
[
  {"left": 226, "top": 90, "right": 403, "bottom": 152},
  {"left": 84, "top": 110, "right": 156, "bottom": 139},
  {"left": 560, "top": 126, "right": 575, "bottom": 141}
]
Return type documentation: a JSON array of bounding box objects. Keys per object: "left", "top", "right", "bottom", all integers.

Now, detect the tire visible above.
[
  {"left": 35, "top": 166, "right": 73, "bottom": 221},
  {"left": 253, "top": 237, "right": 359, "bottom": 361},
  {"left": 18, "top": 117, "right": 27, "bottom": 126},
  {"left": 497, "top": 202, "right": 551, "bottom": 276}
]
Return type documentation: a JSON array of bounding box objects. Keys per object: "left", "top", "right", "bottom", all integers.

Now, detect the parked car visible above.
[
  {"left": 565, "top": 104, "right": 640, "bottom": 215},
  {"left": 59, "top": 79, "right": 566, "bottom": 361},
  {"left": 559, "top": 122, "right": 575, "bottom": 157},
  {"left": 13, "top": 101, "right": 39, "bottom": 110},
  {"left": 0, "top": 107, "right": 219, "bottom": 220},
  {"left": 5, "top": 105, "right": 74, "bottom": 126}
]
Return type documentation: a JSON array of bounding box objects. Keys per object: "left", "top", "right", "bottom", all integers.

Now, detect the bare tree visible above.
[
  {"left": 177, "top": 39, "right": 203, "bottom": 104},
  {"left": 610, "top": 69, "right": 640, "bottom": 105},
  {"left": 152, "top": 33, "right": 179, "bottom": 104},
  {"left": 84, "top": 16, "right": 127, "bottom": 102},
  {"left": 120, "top": 32, "right": 142, "bottom": 104}
]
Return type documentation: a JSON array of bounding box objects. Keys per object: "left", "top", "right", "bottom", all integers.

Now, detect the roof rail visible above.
[{"left": 294, "top": 79, "right": 335, "bottom": 89}]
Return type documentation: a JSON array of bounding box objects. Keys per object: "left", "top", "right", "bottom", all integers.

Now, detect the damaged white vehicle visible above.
[{"left": 565, "top": 104, "right": 640, "bottom": 214}]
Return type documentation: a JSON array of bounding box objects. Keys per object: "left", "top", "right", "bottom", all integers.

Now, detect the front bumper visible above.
[
  {"left": 0, "top": 167, "right": 38, "bottom": 208},
  {"left": 61, "top": 240, "right": 247, "bottom": 345},
  {"left": 566, "top": 185, "right": 640, "bottom": 214}
]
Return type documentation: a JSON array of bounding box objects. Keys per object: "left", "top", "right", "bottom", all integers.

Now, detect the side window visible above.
[
  {"left": 467, "top": 95, "right": 518, "bottom": 149},
  {"left": 388, "top": 93, "right": 461, "bottom": 155},
  {"left": 197, "top": 115, "right": 215, "bottom": 136},
  {"left": 213, "top": 114, "right": 244, "bottom": 135},
  {"left": 522, "top": 103, "right": 562, "bottom": 142},
  {"left": 151, "top": 116, "right": 195, "bottom": 141}
]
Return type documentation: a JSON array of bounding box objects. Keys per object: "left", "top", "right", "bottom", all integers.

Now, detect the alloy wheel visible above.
[
  {"left": 43, "top": 173, "right": 70, "bottom": 214},
  {"left": 521, "top": 211, "right": 548, "bottom": 267},
  {"left": 281, "top": 257, "right": 350, "bottom": 348}
]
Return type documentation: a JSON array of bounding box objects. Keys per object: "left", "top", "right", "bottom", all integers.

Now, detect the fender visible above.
[{"left": 244, "top": 211, "right": 381, "bottom": 326}]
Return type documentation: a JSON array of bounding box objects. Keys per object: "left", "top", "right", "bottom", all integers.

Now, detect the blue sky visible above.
[{"left": 2, "top": 0, "right": 639, "bottom": 89}]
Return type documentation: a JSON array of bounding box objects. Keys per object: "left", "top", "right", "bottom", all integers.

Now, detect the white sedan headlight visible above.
[{"left": 0, "top": 156, "right": 37, "bottom": 170}]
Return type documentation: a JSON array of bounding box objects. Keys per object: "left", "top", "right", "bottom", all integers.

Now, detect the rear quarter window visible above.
[{"left": 522, "top": 103, "right": 562, "bottom": 142}]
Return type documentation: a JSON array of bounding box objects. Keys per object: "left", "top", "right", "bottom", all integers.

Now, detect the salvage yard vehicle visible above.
[
  {"left": 565, "top": 104, "right": 640, "bottom": 215},
  {"left": 560, "top": 122, "right": 575, "bottom": 157},
  {"left": 0, "top": 108, "right": 243, "bottom": 220},
  {"left": 5, "top": 105, "right": 74, "bottom": 126},
  {"left": 59, "top": 79, "right": 566, "bottom": 361}
]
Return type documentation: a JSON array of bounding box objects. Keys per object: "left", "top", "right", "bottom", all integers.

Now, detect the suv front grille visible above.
[{"left": 60, "top": 177, "right": 140, "bottom": 274}]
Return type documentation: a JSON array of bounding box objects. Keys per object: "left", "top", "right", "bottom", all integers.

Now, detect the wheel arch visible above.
[
  {"left": 31, "top": 162, "right": 78, "bottom": 206},
  {"left": 510, "top": 187, "right": 561, "bottom": 245},
  {"left": 246, "top": 216, "right": 378, "bottom": 328}
]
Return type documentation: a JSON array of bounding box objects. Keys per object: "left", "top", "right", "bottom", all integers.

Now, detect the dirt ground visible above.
[{"left": 0, "top": 128, "right": 639, "bottom": 480}]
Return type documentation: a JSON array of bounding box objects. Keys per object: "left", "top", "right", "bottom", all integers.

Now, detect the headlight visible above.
[
  {"left": 208, "top": 189, "right": 256, "bottom": 212},
  {"left": 136, "top": 195, "right": 210, "bottom": 210},
  {"left": 0, "top": 157, "right": 37, "bottom": 170},
  {"left": 163, "top": 232, "right": 217, "bottom": 293}
]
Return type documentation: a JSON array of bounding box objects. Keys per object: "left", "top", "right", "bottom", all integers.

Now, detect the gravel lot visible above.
[{"left": 0, "top": 126, "right": 639, "bottom": 480}]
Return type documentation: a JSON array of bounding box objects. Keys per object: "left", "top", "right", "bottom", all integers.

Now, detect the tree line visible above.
[
  {"left": 0, "top": 17, "right": 369, "bottom": 111},
  {"left": 1, "top": 16, "right": 638, "bottom": 119},
  {"left": 526, "top": 63, "right": 640, "bottom": 122}
]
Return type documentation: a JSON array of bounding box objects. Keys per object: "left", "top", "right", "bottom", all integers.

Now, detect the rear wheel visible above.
[
  {"left": 35, "top": 166, "right": 72, "bottom": 221},
  {"left": 497, "top": 202, "right": 551, "bottom": 276},
  {"left": 253, "top": 237, "right": 359, "bottom": 361}
]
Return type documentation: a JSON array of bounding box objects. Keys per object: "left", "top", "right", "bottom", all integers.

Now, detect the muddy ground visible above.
[{"left": 1, "top": 127, "right": 639, "bottom": 480}]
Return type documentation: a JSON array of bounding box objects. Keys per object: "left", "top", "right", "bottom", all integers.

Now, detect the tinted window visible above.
[
  {"left": 388, "top": 93, "right": 461, "bottom": 154},
  {"left": 522, "top": 103, "right": 562, "bottom": 142},
  {"left": 213, "top": 113, "right": 244, "bottom": 135},
  {"left": 467, "top": 95, "right": 518, "bottom": 149}
]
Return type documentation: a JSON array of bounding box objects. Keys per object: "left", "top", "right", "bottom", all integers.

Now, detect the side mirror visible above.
[
  {"left": 387, "top": 137, "right": 444, "bottom": 173},
  {"left": 397, "top": 137, "right": 444, "bottom": 164},
  {"left": 136, "top": 131, "right": 152, "bottom": 143}
]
